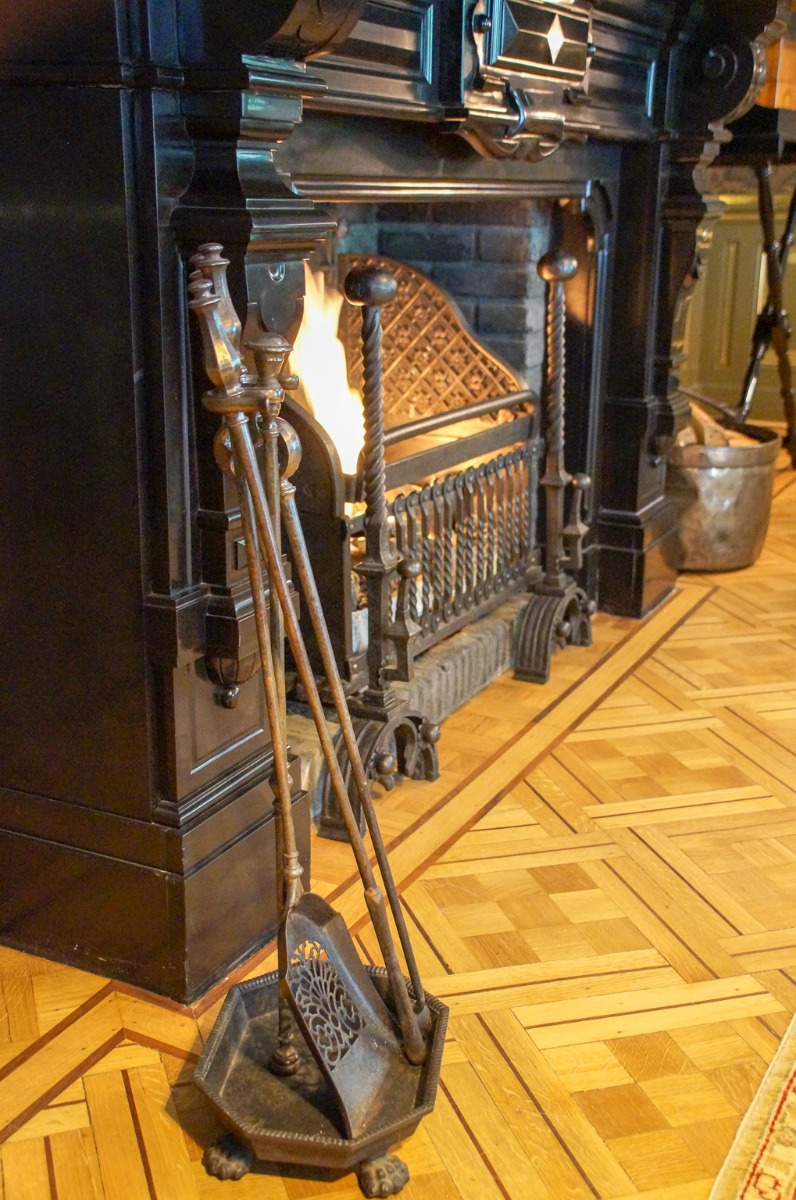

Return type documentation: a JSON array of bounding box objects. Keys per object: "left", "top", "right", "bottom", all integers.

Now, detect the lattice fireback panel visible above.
[{"left": 337, "top": 255, "right": 525, "bottom": 429}]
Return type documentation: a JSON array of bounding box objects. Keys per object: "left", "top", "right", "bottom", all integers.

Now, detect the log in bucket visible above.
[{"left": 666, "top": 419, "right": 780, "bottom": 572}]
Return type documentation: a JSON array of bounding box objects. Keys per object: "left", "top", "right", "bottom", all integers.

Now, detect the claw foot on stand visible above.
[
  {"left": 357, "top": 1153, "right": 410, "bottom": 1197},
  {"left": 203, "top": 1133, "right": 254, "bottom": 1181}
]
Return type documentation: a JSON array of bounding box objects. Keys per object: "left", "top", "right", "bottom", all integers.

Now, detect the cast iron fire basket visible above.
[{"left": 284, "top": 251, "right": 593, "bottom": 838}]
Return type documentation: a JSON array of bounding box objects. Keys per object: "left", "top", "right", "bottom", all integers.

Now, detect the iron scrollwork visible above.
[
  {"left": 319, "top": 713, "right": 440, "bottom": 842},
  {"left": 287, "top": 941, "right": 364, "bottom": 1069}
]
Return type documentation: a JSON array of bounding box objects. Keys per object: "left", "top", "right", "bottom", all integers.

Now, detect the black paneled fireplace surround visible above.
[{"left": 0, "top": 0, "right": 787, "bottom": 1001}]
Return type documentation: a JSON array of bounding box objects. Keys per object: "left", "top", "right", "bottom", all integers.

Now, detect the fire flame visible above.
[{"left": 290, "top": 266, "right": 364, "bottom": 475}]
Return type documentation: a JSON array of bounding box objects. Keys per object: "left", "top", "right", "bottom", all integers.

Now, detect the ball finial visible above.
[
  {"left": 537, "top": 249, "right": 578, "bottom": 283},
  {"left": 344, "top": 266, "right": 397, "bottom": 308}
]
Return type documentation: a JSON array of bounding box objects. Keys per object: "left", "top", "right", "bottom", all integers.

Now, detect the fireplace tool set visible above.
[{"left": 187, "top": 246, "right": 447, "bottom": 1198}]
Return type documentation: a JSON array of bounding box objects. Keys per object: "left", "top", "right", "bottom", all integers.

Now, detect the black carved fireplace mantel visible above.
[{"left": 0, "top": 0, "right": 786, "bottom": 1001}]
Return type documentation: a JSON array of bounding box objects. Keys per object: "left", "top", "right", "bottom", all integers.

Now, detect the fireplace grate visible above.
[
  {"left": 282, "top": 254, "right": 560, "bottom": 837},
  {"left": 338, "top": 255, "right": 524, "bottom": 425}
]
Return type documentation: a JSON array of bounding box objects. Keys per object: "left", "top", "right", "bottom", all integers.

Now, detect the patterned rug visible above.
[{"left": 710, "top": 1011, "right": 796, "bottom": 1199}]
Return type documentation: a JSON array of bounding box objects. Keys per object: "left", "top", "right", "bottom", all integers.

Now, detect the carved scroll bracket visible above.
[
  {"left": 667, "top": 0, "right": 790, "bottom": 139},
  {"left": 255, "top": 0, "right": 368, "bottom": 61}
]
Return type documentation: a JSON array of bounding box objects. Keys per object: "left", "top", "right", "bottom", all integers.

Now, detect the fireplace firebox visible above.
[
  {"left": 0, "top": 0, "right": 787, "bottom": 999},
  {"left": 281, "top": 238, "right": 598, "bottom": 835}
]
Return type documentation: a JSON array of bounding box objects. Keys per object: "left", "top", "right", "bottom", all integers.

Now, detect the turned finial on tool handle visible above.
[
  {"left": 245, "top": 332, "right": 294, "bottom": 404},
  {"left": 344, "top": 266, "right": 397, "bottom": 308},
  {"left": 537, "top": 248, "right": 578, "bottom": 284},
  {"left": 187, "top": 277, "right": 243, "bottom": 395},
  {"left": 190, "top": 242, "right": 242, "bottom": 353}
]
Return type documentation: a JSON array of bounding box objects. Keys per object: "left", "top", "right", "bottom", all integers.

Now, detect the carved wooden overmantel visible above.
[{"left": 0, "top": 0, "right": 785, "bottom": 999}]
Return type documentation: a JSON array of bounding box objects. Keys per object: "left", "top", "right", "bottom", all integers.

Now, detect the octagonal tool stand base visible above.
[{"left": 194, "top": 968, "right": 448, "bottom": 1197}]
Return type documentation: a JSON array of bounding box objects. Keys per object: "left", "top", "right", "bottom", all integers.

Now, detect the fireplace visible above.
[
  {"left": 284, "top": 247, "right": 551, "bottom": 832},
  {"left": 289, "top": 250, "right": 541, "bottom": 679},
  {"left": 0, "top": 0, "right": 787, "bottom": 999}
]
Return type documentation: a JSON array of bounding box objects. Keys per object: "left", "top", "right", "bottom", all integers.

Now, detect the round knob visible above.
[
  {"left": 537, "top": 249, "right": 578, "bottom": 283},
  {"left": 397, "top": 557, "right": 421, "bottom": 580},
  {"left": 421, "top": 721, "right": 441, "bottom": 746},
  {"left": 193, "top": 242, "right": 228, "bottom": 266},
  {"left": 344, "top": 266, "right": 397, "bottom": 308},
  {"left": 244, "top": 331, "right": 292, "bottom": 359},
  {"left": 375, "top": 752, "right": 397, "bottom": 779},
  {"left": 702, "top": 45, "right": 736, "bottom": 82},
  {"left": 556, "top": 619, "right": 572, "bottom": 641}
]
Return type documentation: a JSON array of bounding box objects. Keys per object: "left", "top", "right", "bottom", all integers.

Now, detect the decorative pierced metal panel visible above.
[
  {"left": 337, "top": 254, "right": 525, "bottom": 430},
  {"left": 287, "top": 940, "right": 364, "bottom": 1071}
]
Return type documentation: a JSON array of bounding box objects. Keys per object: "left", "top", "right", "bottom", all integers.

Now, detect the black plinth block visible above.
[{"left": 0, "top": 783, "right": 310, "bottom": 1003}]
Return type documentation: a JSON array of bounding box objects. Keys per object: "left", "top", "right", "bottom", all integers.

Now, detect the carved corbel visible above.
[
  {"left": 654, "top": 1, "right": 790, "bottom": 456},
  {"left": 255, "top": 0, "right": 368, "bottom": 60},
  {"left": 668, "top": 1, "right": 790, "bottom": 137}
]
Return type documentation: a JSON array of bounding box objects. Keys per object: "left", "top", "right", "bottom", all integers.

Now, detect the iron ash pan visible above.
[{"left": 193, "top": 967, "right": 448, "bottom": 1195}]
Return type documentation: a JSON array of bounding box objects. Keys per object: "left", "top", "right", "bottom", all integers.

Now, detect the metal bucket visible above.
[{"left": 666, "top": 424, "right": 780, "bottom": 572}]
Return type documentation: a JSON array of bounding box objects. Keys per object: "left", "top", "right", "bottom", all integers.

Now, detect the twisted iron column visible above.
[
  {"left": 538, "top": 248, "right": 578, "bottom": 590},
  {"left": 345, "top": 266, "right": 402, "bottom": 715},
  {"left": 514, "top": 245, "right": 593, "bottom": 683}
]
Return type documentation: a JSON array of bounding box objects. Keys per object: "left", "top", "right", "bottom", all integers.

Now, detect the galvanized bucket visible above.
[{"left": 666, "top": 423, "right": 780, "bottom": 572}]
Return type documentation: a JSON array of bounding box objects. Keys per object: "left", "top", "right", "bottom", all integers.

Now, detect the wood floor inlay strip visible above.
[
  {"left": 330, "top": 586, "right": 713, "bottom": 934},
  {"left": 0, "top": 993, "right": 124, "bottom": 1146}
]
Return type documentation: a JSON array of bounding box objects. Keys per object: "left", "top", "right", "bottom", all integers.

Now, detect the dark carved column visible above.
[
  {"left": 0, "top": 0, "right": 357, "bottom": 1002},
  {"left": 597, "top": 0, "right": 788, "bottom": 616}
]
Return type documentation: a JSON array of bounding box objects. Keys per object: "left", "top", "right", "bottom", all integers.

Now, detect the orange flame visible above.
[{"left": 290, "top": 266, "right": 364, "bottom": 475}]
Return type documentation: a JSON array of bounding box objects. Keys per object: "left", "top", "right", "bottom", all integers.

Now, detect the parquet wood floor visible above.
[{"left": 3, "top": 458, "right": 796, "bottom": 1199}]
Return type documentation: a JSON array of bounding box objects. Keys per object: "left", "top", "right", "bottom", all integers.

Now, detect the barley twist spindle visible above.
[
  {"left": 511, "top": 451, "right": 522, "bottom": 574},
  {"left": 496, "top": 456, "right": 508, "bottom": 587},
  {"left": 538, "top": 248, "right": 578, "bottom": 589},
  {"left": 464, "top": 468, "right": 476, "bottom": 603},
  {"left": 361, "top": 312, "right": 388, "bottom": 524},
  {"left": 345, "top": 266, "right": 401, "bottom": 710}
]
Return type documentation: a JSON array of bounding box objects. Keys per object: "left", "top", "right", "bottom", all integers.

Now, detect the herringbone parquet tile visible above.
[{"left": 2, "top": 461, "right": 796, "bottom": 1199}]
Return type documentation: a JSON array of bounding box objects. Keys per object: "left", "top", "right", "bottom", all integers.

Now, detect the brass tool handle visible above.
[
  {"left": 188, "top": 281, "right": 302, "bottom": 904},
  {"left": 187, "top": 278, "right": 242, "bottom": 396},
  {"left": 231, "top": 425, "right": 303, "bottom": 909},
  {"left": 190, "top": 243, "right": 242, "bottom": 354}
]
